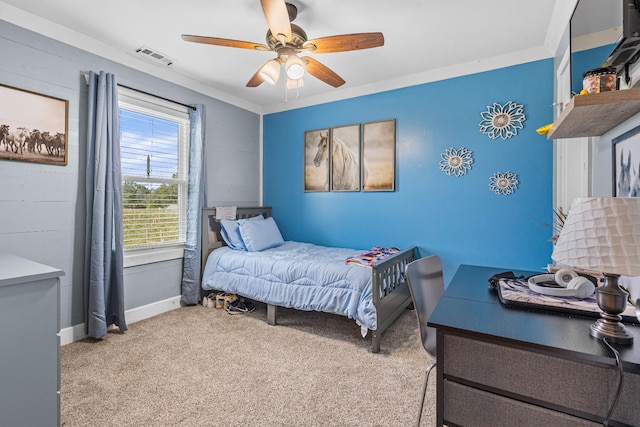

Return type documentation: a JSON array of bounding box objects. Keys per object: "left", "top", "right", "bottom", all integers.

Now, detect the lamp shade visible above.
[
  {"left": 551, "top": 197, "right": 640, "bottom": 276},
  {"left": 285, "top": 55, "right": 305, "bottom": 80},
  {"left": 258, "top": 59, "right": 281, "bottom": 85}
]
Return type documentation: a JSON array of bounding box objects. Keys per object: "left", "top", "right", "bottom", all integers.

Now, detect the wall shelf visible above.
[{"left": 547, "top": 88, "right": 640, "bottom": 139}]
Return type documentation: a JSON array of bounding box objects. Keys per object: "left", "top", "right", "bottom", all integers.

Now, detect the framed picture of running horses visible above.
[
  {"left": 362, "top": 119, "right": 396, "bottom": 191},
  {"left": 612, "top": 124, "right": 640, "bottom": 197},
  {"left": 0, "top": 83, "right": 68, "bottom": 166},
  {"left": 330, "top": 124, "right": 361, "bottom": 192},
  {"left": 304, "top": 128, "right": 330, "bottom": 192}
]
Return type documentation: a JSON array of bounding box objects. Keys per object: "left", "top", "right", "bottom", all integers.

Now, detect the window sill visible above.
[{"left": 124, "top": 246, "right": 184, "bottom": 268}]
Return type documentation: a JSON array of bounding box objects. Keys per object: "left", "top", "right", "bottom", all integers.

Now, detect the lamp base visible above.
[
  {"left": 590, "top": 314, "right": 633, "bottom": 345},
  {"left": 589, "top": 273, "right": 633, "bottom": 345}
]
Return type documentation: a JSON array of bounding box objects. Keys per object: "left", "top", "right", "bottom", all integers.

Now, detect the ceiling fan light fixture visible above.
[
  {"left": 259, "top": 59, "right": 281, "bottom": 85},
  {"left": 286, "top": 55, "right": 305, "bottom": 80}
]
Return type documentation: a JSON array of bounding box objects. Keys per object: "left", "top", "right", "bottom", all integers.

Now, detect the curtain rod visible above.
[{"left": 117, "top": 83, "right": 197, "bottom": 111}]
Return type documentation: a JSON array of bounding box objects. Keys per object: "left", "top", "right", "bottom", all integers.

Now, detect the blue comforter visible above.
[{"left": 202, "top": 241, "right": 377, "bottom": 330}]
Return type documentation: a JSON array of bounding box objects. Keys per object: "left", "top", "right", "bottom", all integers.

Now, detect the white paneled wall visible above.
[
  {"left": 554, "top": 137, "right": 592, "bottom": 213},
  {"left": 553, "top": 42, "right": 592, "bottom": 214}
]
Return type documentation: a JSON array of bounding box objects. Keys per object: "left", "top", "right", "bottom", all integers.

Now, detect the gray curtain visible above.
[
  {"left": 84, "top": 71, "right": 127, "bottom": 338},
  {"left": 180, "top": 104, "right": 206, "bottom": 305}
]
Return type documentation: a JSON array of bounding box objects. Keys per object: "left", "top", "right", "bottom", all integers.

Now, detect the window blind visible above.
[{"left": 118, "top": 88, "right": 189, "bottom": 250}]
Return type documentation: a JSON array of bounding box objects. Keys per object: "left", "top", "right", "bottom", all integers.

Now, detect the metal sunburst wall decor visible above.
[
  {"left": 489, "top": 171, "right": 519, "bottom": 195},
  {"left": 439, "top": 147, "right": 473, "bottom": 177},
  {"left": 479, "top": 101, "right": 526, "bottom": 140}
]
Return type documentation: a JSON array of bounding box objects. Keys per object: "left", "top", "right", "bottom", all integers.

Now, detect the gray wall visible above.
[{"left": 0, "top": 20, "right": 261, "bottom": 330}]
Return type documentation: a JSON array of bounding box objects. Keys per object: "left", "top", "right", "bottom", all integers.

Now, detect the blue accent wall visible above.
[{"left": 264, "top": 59, "right": 554, "bottom": 285}]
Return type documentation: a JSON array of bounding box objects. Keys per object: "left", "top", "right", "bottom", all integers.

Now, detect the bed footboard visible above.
[
  {"left": 370, "top": 246, "right": 417, "bottom": 353},
  {"left": 245, "top": 246, "right": 417, "bottom": 353}
]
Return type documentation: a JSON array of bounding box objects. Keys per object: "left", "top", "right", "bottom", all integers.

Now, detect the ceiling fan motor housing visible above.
[{"left": 266, "top": 24, "right": 307, "bottom": 51}]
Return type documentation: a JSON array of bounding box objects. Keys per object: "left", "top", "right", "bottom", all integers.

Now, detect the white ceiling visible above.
[{"left": 1, "top": 0, "right": 569, "bottom": 114}]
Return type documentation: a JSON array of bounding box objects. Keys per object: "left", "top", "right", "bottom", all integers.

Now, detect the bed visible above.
[{"left": 200, "top": 207, "right": 417, "bottom": 353}]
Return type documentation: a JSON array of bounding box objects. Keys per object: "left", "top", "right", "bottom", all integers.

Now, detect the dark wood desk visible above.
[{"left": 428, "top": 265, "right": 640, "bottom": 427}]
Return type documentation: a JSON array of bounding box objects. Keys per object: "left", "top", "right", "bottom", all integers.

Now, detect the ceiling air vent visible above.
[{"left": 135, "top": 46, "right": 173, "bottom": 66}]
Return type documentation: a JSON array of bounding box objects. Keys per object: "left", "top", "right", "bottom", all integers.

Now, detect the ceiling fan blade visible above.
[
  {"left": 302, "top": 33, "right": 384, "bottom": 54},
  {"left": 181, "top": 34, "right": 270, "bottom": 51},
  {"left": 260, "top": 0, "right": 292, "bottom": 43},
  {"left": 301, "top": 57, "right": 345, "bottom": 88}
]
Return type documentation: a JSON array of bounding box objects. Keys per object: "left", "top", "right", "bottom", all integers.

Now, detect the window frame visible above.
[{"left": 118, "top": 87, "right": 190, "bottom": 266}]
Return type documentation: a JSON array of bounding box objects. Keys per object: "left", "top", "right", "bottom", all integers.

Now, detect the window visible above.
[{"left": 118, "top": 87, "right": 189, "bottom": 251}]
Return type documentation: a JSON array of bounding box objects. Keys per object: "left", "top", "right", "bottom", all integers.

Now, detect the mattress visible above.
[{"left": 201, "top": 241, "right": 377, "bottom": 330}]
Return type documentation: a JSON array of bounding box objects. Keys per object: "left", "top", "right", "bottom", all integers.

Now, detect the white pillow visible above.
[
  {"left": 239, "top": 216, "right": 284, "bottom": 252},
  {"left": 219, "top": 215, "right": 263, "bottom": 250}
]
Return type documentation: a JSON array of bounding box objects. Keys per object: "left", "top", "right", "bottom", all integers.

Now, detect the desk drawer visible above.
[
  {"left": 444, "top": 381, "right": 599, "bottom": 427},
  {"left": 443, "top": 334, "right": 640, "bottom": 425}
]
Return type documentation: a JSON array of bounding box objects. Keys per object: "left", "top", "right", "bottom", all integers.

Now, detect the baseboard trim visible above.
[{"left": 59, "top": 296, "right": 182, "bottom": 345}]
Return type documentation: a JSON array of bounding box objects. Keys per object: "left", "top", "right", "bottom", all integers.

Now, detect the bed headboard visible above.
[{"left": 201, "top": 206, "right": 272, "bottom": 274}]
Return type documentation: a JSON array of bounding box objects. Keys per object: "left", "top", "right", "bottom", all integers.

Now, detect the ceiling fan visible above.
[{"left": 181, "top": 0, "right": 384, "bottom": 89}]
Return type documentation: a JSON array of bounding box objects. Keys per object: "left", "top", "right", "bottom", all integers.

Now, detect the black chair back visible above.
[{"left": 405, "top": 255, "right": 445, "bottom": 357}]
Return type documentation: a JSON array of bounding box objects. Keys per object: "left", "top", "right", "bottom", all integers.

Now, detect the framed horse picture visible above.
[
  {"left": 362, "top": 119, "right": 396, "bottom": 191},
  {"left": 330, "top": 124, "right": 361, "bottom": 192},
  {"left": 612, "top": 124, "right": 640, "bottom": 197},
  {"left": 304, "top": 128, "right": 330, "bottom": 192},
  {"left": 0, "top": 83, "right": 68, "bottom": 166}
]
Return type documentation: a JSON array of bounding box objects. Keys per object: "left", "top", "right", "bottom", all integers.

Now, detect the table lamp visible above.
[{"left": 551, "top": 197, "right": 640, "bottom": 345}]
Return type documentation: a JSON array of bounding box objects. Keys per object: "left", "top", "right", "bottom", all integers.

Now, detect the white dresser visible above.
[{"left": 0, "top": 253, "right": 64, "bottom": 427}]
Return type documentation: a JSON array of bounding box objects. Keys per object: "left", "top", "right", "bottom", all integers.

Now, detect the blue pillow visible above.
[
  {"left": 239, "top": 216, "right": 284, "bottom": 252},
  {"left": 220, "top": 215, "right": 263, "bottom": 250}
]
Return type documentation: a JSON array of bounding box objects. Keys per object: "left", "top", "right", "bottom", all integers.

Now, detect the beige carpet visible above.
[{"left": 61, "top": 302, "right": 436, "bottom": 426}]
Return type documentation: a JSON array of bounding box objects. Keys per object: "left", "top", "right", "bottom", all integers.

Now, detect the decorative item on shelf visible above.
[
  {"left": 439, "top": 147, "right": 473, "bottom": 177},
  {"left": 582, "top": 67, "right": 617, "bottom": 94},
  {"left": 536, "top": 123, "right": 553, "bottom": 135},
  {"left": 489, "top": 171, "right": 518, "bottom": 195},
  {"left": 551, "top": 197, "right": 640, "bottom": 345},
  {"left": 479, "top": 101, "right": 526, "bottom": 140}
]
